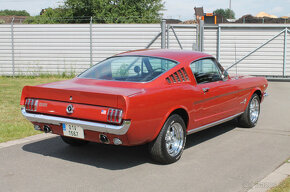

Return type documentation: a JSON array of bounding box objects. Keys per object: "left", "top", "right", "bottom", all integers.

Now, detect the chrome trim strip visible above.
[
  {"left": 114, "top": 109, "right": 117, "bottom": 122},
  {"left": 21, "top": 108, "right": 131, "bottom": 135},
  {"left": 34, "top": 100, "right": 38, "bottom": 112},
  {"left": 187, "top": 112, "right": 243, "bottom": 135},
  {"left": 118, "top": 110, "right": 123, "bottom": 124}
]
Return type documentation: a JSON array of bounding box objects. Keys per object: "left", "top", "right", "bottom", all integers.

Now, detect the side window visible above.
[
  {"left": 111, "top": 57, "right": 143, "bottom": 78},
  {"left": 190, "top": 58, "right": 222, "bottom": 84},
  {"left": 148, "top": 57, "right": 176, "bottom": 72}
]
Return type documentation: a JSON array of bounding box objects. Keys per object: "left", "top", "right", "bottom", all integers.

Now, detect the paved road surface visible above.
[{"left": 0, "top": 82, "right": 289, "bottom": 192}]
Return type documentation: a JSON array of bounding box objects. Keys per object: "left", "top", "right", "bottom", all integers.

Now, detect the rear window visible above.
[{"left": 78, "top": 56, "right": 178, "bottom": 82}]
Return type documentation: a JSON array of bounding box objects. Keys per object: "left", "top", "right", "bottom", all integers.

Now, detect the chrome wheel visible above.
[
  {"left": 165, "top": 122, "right": 184, "bottom": 157},
  {"left": 249, "top": 97, "right": 260, "bottom": 123}
]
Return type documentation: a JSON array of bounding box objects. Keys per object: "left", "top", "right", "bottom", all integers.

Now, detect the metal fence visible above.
[
  {"left": 0, "top": 23, "right": 162, "bottom": 76},
  {"left": 159, "top": 22, "right": 290, "bottom": 77},
  {"left": 0, "top": 21, "right": 289, "bottom": 77}
]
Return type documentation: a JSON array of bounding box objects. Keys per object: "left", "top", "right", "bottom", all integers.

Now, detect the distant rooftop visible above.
[
  {"left": 256, "top": 12, "right": 278, "bottom": 18},
  {"left": 194, "top": 7, "right": 204, "bottom": 17}
]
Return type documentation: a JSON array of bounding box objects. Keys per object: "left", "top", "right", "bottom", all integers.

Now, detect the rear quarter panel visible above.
[{"left": 124, "top": 82, "right": 196, "bottom": 145}]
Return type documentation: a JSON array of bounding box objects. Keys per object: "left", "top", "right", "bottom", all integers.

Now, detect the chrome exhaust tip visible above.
[
  {"left": 113, "top": 138, "right": 122, "bottom": 145},
  {"left": 34, "top": 124, "right": 41, "bottom": 131},
  {"left": 43, "top": 125, "right": 51, "bottom": 133},
  {"left": 99, "top": 134, "right": 109, "bottom": 144}
]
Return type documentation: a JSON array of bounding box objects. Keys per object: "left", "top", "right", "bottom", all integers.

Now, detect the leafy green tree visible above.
[
  {"left": 214, "top": 8, "right": 235, "bottom": 19},
  {"left": 24, "top": 8, "right": 72, "bottom": 24},
  {"left": 25, "top": 0, "right": 164, "bottom": 24},
  {"left": 0, "top": 9, "right": 30, "bottom": 16}
]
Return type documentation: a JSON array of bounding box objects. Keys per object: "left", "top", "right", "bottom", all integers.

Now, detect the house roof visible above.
[{"left": 194, "top": 7, "right": 204, "bottom": 17}]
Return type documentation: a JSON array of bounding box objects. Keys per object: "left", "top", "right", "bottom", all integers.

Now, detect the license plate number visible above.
[{"left": 63, "top": 124, "right": 84, "bottom": 139}]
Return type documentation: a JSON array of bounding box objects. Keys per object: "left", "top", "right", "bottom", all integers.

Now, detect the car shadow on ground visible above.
[
  {"left": 185, "top": 119, "right": 237, "bottom": 149},
  {"left": 22, "top": 120, "right": 237, "bottom": 170}
]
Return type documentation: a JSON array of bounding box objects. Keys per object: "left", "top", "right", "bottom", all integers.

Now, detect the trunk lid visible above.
[
  {"left": 21, "top": 78, "right": 145, "bottom": 107},
  {"left": 21, "top": 78, "right": 146, "bottom": 123}
]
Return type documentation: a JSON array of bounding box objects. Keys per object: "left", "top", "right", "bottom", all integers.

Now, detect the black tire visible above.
[
  {"left": 149, "top": 114, "right": 186, "bottom": 164},
  {"left": 61, "top": 136, "right": 89, "bottom": 146},
  {"left": 238, "top": 93, "right": 260, "bottom": 128}
]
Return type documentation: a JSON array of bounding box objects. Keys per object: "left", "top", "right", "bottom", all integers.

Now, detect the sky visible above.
[{"left": 0, "top": 0, "right": 289, "bottom": 20}]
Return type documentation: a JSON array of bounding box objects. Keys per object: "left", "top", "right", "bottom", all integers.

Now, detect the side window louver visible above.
[
  {"left": 170, "top": 74, "right": 177, "bottom": 83},
  {"left": 166, "top": 67, "right": 189, "bottom": 84}
]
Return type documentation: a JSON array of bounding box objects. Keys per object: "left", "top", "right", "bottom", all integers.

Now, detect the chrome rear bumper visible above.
[{"left": 21, "top": 108, "right": 131, "bottom": 135}]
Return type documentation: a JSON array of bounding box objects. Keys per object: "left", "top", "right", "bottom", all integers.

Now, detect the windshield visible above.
[{"left": 78, "top": 56, "right": 178, "bottom": 82}]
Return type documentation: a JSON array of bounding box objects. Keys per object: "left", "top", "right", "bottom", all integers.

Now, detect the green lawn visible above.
[
  {"left": 0, "top": 76, "right": 70, "bottom": 143},
  {"left": 268, "top": 176, "right": 290, "bottom": 192}
]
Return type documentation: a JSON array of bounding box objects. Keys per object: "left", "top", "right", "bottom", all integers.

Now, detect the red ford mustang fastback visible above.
[{"left": 21, "top": 49, "right": 268, "bottom": 164}]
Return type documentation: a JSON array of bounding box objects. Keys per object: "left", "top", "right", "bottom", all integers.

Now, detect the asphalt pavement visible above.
[{"left": 0, "top": 81, "right": 289, "bottom": 192}]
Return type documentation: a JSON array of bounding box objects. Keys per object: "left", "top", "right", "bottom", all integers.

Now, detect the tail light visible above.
[
  {"left": 25, "top": 98, "right": 38, "bottom": 112},
  {"left": 107, "top": 108, "right": 123, "bottom": 124}
]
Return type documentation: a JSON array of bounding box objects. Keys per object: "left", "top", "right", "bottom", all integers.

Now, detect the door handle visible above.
[{"left": 202, "top": 87, "right": 210, "bottom": 93}]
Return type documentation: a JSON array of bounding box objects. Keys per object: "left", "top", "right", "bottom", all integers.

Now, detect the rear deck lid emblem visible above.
[{"left": 66, "top": 104, "right": 74, "bottom": 114}]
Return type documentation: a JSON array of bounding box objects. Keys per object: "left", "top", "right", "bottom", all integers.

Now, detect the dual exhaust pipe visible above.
[
  {"left": 40, "top": 125, "right": 111, "bottom": 144},
  {"left": 34, "top": 124, "right": 51, "bottom": 133},
  {"left": 99, "top": 134, "right": 122, "bottom": 145},
  {"left": 35, "top": 124, "right": 122, "bottom": 145}
]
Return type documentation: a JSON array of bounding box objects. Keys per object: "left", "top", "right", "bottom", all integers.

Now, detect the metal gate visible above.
[{"left": 147, "top": 20, "right": 290, "bottom": 78}]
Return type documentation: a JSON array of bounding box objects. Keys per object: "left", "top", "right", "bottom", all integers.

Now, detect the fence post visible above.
[
  {"left": 166, "top": 24, "right": 170, "bottom": 48},
  {"left": 90, "top": 17, "right": 93, "bottom": 66},
  {"left": 11, "top": 17, "right": 15, "bottom": 77},
  {"left": 198, "top": 20, "right": 204, "bottom": 52},
  {"left": 161, "top": 19, "right": 166, "bottom": 49},
  {"left": 283, "top": 28, "right": 287, "bottom": 77},
  {"left": 217, "top": 25, "right": 221, "bottom": 62}
]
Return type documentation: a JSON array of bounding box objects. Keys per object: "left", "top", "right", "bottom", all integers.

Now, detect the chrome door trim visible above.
[{"left": 187, "top": 112, "right": 243, "bottom": 135}]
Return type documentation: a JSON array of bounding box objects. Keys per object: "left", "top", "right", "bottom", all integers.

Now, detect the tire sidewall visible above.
[
  {"left": 246, "top": 94, "right": 260, "bottom": 126},
  {"left": 160, "top": 114, "right": 186, "bottom": 163}
]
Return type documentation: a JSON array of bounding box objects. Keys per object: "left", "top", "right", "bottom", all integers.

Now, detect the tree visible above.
[
  {"left": 214, "top": 8, "right": 235, "bottom": 19},
  {"left": 24, "top": 8, "right": 72, "bottom": 24},
  {"left": 24, "top": 0, "right": 164, "bottom": 24},
  {"left": 0, "top": 9, "right": 30, "bottom": 16}
]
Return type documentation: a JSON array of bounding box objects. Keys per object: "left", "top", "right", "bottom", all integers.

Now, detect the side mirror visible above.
[{"left": 221, "top": 71, "right": 229, "bottom": 81}]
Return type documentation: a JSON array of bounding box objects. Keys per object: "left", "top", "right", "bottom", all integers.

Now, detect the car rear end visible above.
[
  {"left": 20, "top": 54, "right": 180, "bottom": 146},
  {"left": 20, "top": 79, "right": 136, "bottom": 146}
]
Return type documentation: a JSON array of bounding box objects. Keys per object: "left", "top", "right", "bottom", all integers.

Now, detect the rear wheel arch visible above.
[
  {"left": 169, "top": 108, "right": 189, "bottom": 129},
  {"left": 152, "top": 107, "right": 189, "bottom": 141}
]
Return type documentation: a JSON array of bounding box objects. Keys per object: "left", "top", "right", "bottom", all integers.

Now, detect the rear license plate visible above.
[{"left": 62, "top": 123, "right": 84, "bottom": 139}]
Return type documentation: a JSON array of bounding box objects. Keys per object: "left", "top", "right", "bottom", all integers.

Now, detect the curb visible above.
[
  {"left": 247, "top": 160, "right": 290, "bottom": 192},
  {"left": 0, "top": 133, "right": 56, "bottom": 149}
]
